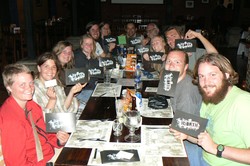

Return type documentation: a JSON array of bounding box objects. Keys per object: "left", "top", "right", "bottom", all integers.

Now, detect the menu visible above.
[{"left": 45, "top": 113, "right": 76, "bottom": 132}]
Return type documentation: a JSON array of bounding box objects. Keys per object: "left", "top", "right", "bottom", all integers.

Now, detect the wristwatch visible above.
[{"left": 216, "top": 144, "right": 224, "bottom": 157}]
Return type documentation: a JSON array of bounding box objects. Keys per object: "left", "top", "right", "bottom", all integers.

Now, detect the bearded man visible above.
[{"left": 171, "top": 53, "right": 250, "bottom": 166}]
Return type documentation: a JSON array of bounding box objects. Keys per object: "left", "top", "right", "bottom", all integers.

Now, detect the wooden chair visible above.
[{"left": 1, "top": 25, "right": 26, "bottom": 64}]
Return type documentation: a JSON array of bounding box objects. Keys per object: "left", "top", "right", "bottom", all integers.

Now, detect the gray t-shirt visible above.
[
  {"left": 189, "top": 48, "right": 206, "bottom": 70},
  {"left": 170, "top": 74, "right": 202, "bottom": 116}
]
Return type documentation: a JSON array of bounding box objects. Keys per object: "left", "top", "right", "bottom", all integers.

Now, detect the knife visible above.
[
  {"left": 94, "top": 148, "right": 97, "bottom": 159},
  {"left": 77, "top": 138, "right": 106, "bottom": 142},
  {"left": 146, "top": 126, "right": 169, "bottom": 129}
]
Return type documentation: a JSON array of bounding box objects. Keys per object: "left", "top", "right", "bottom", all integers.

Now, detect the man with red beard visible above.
[{"left": 172, "top": 53, "right": 250, "bottom": 166}]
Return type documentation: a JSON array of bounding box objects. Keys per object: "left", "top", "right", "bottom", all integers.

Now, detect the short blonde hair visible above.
[{"left": 2, "top": 64, "right": 31, "bottom": 88}]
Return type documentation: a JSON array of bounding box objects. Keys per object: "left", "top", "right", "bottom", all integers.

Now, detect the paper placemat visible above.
[
  {"left": 140, "top": 99, "right": 173, "bottom": 118},
  {"left": 92, "top": 83, "right": 122, "bottom": 97},
  {"left": 65, "top": 120, "right": 113, "bottom": 148},
  {"left": 145, "top": 87, "right": 158, "bottom": 93},
  {"left": 141, "top": 125, "right": 187, "bottom": 157},
  {"left": 87, "top": 143, "right": 163, "bottom": 166}
]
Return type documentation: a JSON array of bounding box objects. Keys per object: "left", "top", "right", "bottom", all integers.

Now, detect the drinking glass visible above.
[
  {"left": 123, "top": 110, "right": 141, "bottom": 142},
  {"left": 115, "top": 99, "right": 123, "bottom": 119},
  {"left": 104, "top": 68, "right": 112, "bottom": 85},
  {"left": 113, "top": 119, "right": 123, "bottom": 136}
]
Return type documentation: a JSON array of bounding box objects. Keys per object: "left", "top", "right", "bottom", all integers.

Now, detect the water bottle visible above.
[
  {"left": 119, "top": 45, "right": 126, "bottom": 68},
  {"left": 123, "top": 47, "right": 127, "bottom": 58},
  {"left": 119, "top": 45, "right": 124, "bottom": 56},
  {"left": 135, "top": 92, "right": 142, "bottom": 112},
  {"left": 134, "top": 64, "right": 142, "bottom": 91}
]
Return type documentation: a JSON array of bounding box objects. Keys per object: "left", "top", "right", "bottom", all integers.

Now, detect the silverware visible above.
[
  {"left": 77, "top": 138, "right": 106, "bottom": 142},
  {"left": 146, "top": 126, "right": 169, "bottom": 129},
  {"left": 94, "top": 148, "right": 97, "bottom": 159},
  {"left": 99, "top": 92, "right": 107, "bottom": 97}
]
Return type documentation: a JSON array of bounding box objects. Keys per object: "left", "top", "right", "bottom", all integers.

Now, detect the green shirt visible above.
[{"left": 201, "top": 86, "right": 250, "bottom": 166}]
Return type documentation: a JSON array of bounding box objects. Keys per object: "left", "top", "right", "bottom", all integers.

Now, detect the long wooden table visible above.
[{"left": 54, "top": 80, "right": 190, "bottom": 166}]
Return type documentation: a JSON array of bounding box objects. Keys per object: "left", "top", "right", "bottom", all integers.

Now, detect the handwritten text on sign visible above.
[
  {"left": 89, "top": 68, "right": 102, "bottom": 75},
  {"left": 99, "top": 57, "right": 116, "bottom": 69},
  {"left": 137, "top": 47, "right": 149, "bottom": 54},
  {"left": 176, "top": 118, "right": 200, "bottom": 131},
  {"left": 64, "top": 68, "right": 88, "bottom": 85},
  {"left": 175, "top": 39, "right": 196, "bottom": 52},
  {"left": 163, "top": 73, "right": 173, "bottom": 91},
  {"left": 68, "top": 72, "right": 85, "bottom": 82},
  {"left": 130, "top": 38, "right": 141, "bottom": 45},
  {"left": 104, "top": 36, "right": 117, "bottom": 44},
  {"left": 149, "top": 52, "right": 163, "bottom": 63},
  {"left": 101, "top": 60, "right": 114, "bottom": 66}
]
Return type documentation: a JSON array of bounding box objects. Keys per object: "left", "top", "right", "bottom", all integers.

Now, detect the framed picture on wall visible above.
[
  {"left": 35, "top": 0, "right": 42, "bottom": 7},
  {"left": 186, "top": 1, "right": 194, "bottom": 8},
  {"left": 202, "top": 0, "right": 209, "bottom": 3}
]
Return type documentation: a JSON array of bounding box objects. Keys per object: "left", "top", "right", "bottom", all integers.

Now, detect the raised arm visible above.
[
  {"left": 185, "top": 29, "right": 218, "bottom": 54},
  {"left": 64, "top": 83, "right": 86, "bottom": 109}
]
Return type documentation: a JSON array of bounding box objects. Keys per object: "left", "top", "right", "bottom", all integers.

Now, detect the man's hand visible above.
[
  {"left": 56, "top": 131, "right": 70, "bottom": 146},
  {"left": 169, "top": 128, "right": 188, "bottom": 140},
  {"left": 185, "top": 29, "right": 201, "bottom": 40},
  {"left": 198, "top": 131, "right": 217, "bottom": 155}
]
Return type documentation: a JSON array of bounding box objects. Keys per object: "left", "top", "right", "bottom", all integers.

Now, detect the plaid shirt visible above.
[{"left": 33, "top": 79, "right": 78, "bottom": 113}]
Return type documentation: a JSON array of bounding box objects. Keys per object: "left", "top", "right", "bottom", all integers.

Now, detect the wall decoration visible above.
[
  {"left": 111, "top": 0, "right": 163, "bottom": 4},
  {"left": 185, "top": 1, "right": 194, "bottom": 8},
  {"left": 202, "top": 0, "right": 209, "bottom": 3}
]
